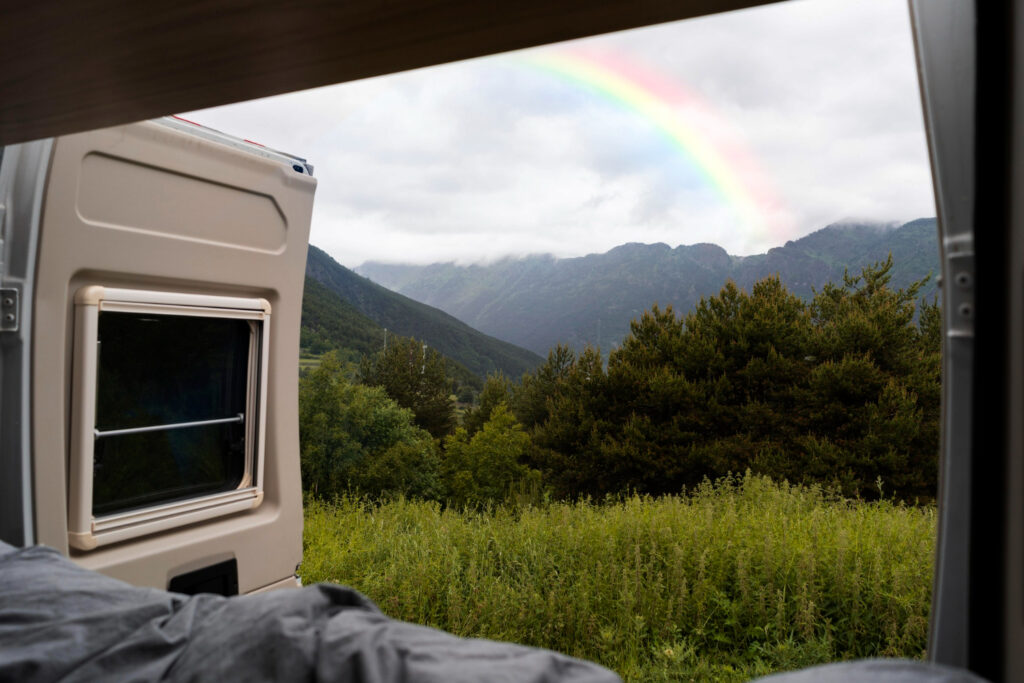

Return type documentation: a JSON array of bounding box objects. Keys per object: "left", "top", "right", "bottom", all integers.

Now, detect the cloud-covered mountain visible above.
[{"left": 356, "top": 219, "right": 940, "bottom": 357}]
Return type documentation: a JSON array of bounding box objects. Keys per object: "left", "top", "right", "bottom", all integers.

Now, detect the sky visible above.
[{"left": 184, "top": 0, "right": 935, "bottom": 268}]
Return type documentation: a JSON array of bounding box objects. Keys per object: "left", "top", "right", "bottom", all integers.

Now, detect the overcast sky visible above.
[{"left": 185, "top": 0, "right": 935, "bottom": 268}]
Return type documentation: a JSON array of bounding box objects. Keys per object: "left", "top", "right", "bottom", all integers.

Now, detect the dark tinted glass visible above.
[{"left": 92, "top": 312, "right": 252, "bottom": 515}]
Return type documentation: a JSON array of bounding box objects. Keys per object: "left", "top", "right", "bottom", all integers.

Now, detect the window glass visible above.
[{"left": 92, "top": 312, "right": 252, "bottom": 515}]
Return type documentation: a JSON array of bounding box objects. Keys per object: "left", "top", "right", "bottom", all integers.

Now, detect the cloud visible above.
[{"left": 185, "top": 0, "right": 934, "bottom": 267}]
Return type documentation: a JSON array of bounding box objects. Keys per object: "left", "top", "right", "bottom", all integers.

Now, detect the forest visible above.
[{"left": 300, "top": 255, "right": 940, "bottom": 506}]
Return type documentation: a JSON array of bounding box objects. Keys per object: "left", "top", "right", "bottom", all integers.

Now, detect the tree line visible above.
[{"left": 299, "top": 255, "right": 941, "bottom": 505}]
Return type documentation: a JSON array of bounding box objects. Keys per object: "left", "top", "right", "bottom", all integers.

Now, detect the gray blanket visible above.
[{"left": 0, "top": 542, "right": 620, "bottom": 682}]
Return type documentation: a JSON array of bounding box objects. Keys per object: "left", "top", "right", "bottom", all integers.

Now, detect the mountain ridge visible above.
[{"left": 355, "top": 219, "right": 940, "bottom": 357}]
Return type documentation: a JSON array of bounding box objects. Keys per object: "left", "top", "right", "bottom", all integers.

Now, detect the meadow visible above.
[{"left": 301, "top": 473, "right": 935, "bottom": 681}]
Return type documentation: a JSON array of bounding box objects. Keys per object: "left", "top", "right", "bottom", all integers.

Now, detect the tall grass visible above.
[{"left": 302, "top": 473, "right": 935, "bottom": 681}]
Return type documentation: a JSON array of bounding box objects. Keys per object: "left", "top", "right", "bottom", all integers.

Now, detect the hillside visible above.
[
  {"left": 305, "top": 245, "right": 543, "bottom": 378},
  {"left": 301, "top": 277, "right": 386, "bottom": 359},
  {"left": 356, "top": 219, "right": 941, "bottom": 356},
  {"left": 300, "top": 276, "right": 485, "bottom": 394}
]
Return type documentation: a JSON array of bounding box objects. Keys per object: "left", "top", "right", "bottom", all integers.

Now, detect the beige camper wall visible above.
[{"left": 31, "top": 120, "right": 316, "bottom": 593}]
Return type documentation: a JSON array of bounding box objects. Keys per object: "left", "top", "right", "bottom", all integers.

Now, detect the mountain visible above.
[
  {"left": 356, "top": 219, "right": 941, "bottom": 357},
  {"left": 300, "top": 276, "right": 485, "bottom": 393},
  {"left": 304, "top": 245, "right": 544, "bottom": 378}
]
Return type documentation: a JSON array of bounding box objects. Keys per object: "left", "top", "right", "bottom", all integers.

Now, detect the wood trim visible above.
[{"left": 0, "top": 0, "right": 774, "bottom": 145}]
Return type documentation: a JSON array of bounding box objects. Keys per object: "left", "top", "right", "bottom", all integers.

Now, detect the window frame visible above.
[{"left": 67, "top": 286, "right": 271, "bottom": 550}]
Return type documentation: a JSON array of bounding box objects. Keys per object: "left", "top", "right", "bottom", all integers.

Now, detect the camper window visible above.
[
  {"left": 92, "top": 313, "right": 252, "bottom": 515},
  {"left": 67, "top": 287, "right": 271, "bottom": 550}
]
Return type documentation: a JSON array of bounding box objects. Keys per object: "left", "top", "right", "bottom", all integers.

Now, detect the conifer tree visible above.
[
  {"left": 462, "top": 372, "right": 514, "bottom": 436},
  {"left": 359, "top": 336, "right": 456, "bottom": 438},
  {"left": 519, "top": 257, "right": 940, "bottom": 502}
]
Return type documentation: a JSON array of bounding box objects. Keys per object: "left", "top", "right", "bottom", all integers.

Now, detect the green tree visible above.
[
  {"left": 462, "top": 372, "right": 514, "bottom": 436},
  {"left": 441, "top": 405, "right": 539, "bottom": 507},
  {"left": 520, "top": 258, "right": 940, "bottom": 502},
  {"left": 800, "top": 256, "right": 939, "bottom": 498},
  {"left": 359, "top": 336, "right": 456, "bottom": 439},
  {"left": 528, "top": 346, "right": 613, "bottom": 496},
  {"left": 511, "top": 344, "right": 575, "bottom": 430},
  {"left": 300, "top": 351, "right": 440, "bottom": 499}
]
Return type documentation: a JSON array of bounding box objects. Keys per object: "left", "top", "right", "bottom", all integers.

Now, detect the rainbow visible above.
[{"left": 519, "top": 48, "right": 786, "bottom": 243}]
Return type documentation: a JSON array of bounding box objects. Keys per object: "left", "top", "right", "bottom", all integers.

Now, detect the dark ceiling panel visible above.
[{"left": 0, "top": 0, "right": 773, "bottom": 145}]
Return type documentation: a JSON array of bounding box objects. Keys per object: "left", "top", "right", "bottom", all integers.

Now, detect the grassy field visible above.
[{"left": 301, "top": 474, "right": 935, "bottom": 681}]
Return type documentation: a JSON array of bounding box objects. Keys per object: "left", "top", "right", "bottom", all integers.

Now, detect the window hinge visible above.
[{"left": 0, "top": 288, "right": 19, "bottom": 332}]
